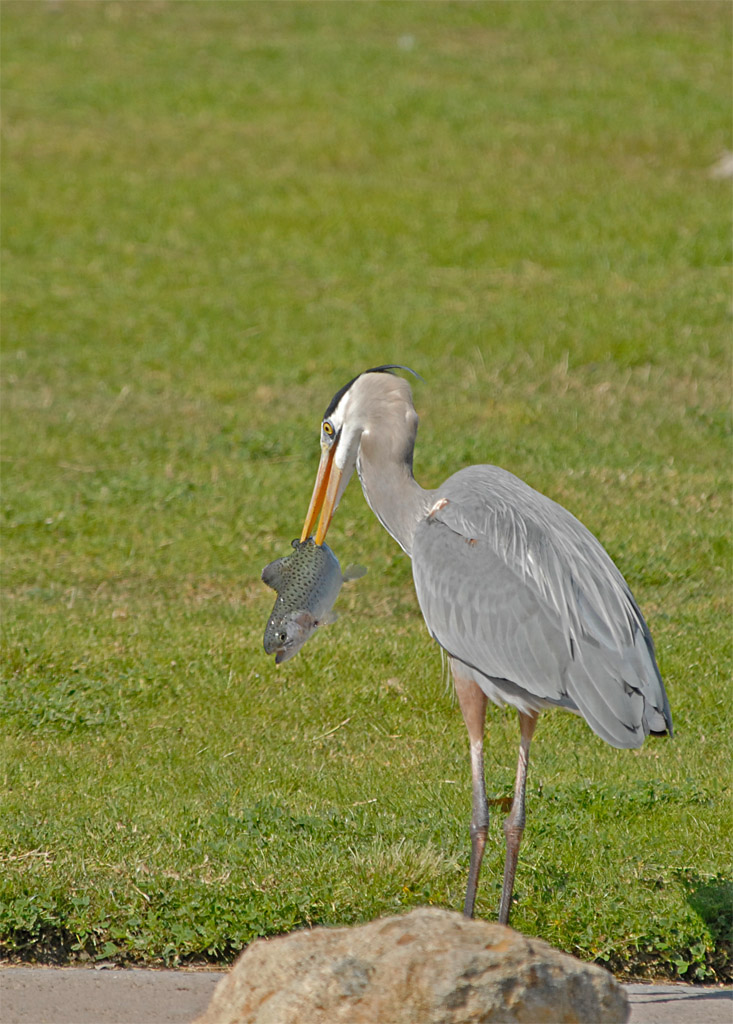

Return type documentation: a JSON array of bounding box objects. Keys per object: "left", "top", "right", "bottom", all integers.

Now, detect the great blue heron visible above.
[{"left": 299, "top": 364, "right": 673, "bottom": 924}]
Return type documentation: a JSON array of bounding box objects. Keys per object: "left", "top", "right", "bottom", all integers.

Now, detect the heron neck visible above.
[{"left": 356, "top": 440, "right": 434, "bottom": 557}]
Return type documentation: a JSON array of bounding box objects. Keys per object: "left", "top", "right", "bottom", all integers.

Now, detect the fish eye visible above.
[
  {"left": 322, "top": 420, "right": 335, "bottom": 437},
  {"left": 277, "top": 632, "right": 287, "bottom": 643}
]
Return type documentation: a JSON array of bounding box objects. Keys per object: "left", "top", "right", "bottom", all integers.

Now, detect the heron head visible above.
[{"left": 300, "top": 365, "right": 420, "bottom": 544}]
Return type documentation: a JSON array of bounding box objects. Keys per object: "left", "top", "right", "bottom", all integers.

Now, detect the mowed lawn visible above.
[{"left": 1, "top": 1, "right": 730, "bottom": 980}]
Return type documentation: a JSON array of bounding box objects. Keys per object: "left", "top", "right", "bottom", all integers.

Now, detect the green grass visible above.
[{"left": 1, "top": 0, "right": 731, "bottom": 982}]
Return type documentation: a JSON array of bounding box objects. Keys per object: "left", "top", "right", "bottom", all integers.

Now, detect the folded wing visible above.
[{"left": 412, "top": 466, "right": 672, "bottom": 749}]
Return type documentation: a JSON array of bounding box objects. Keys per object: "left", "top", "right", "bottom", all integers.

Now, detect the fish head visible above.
[
  {"left": 263, "top": 613, "right": 288, "bottom": 655},
  {"left": 273, "top": 610, "right": 319, "bottom": 664}
]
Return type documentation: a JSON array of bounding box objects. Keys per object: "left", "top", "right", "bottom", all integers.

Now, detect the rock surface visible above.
[{"left": 195, "top": 906, "right": 629, "bottom": 1024}]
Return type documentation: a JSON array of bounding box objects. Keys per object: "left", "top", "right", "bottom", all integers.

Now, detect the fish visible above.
[{"left": 262, "top": 538, "right": 366, "bottom": 664}]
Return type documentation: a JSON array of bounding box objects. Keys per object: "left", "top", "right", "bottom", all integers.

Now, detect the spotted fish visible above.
[{"left": 262, "top": 538, "right": 366, "bottom": 664}]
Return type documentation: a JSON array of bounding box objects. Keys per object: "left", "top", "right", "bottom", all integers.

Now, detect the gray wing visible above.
[{"left": 412, "top": 466, "right": 672, "bottom": 749}]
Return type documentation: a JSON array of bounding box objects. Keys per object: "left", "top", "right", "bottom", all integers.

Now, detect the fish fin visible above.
[
  {"left": 318, "top": 610, "right": 338, "bottom": 626},
  {"left": 290, "top": 610, "right": 318, "bottom": 630},
  {"left": 342, "top": 564, "right": 367, "bottom": 582},
  {"left": 261, "top": 558, "right": 286, "bottom": 590}
]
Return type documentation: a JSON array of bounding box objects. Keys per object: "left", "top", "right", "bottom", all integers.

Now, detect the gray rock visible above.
[{"left": 195, "top": 906, "right": 628, "bottom": 1024}]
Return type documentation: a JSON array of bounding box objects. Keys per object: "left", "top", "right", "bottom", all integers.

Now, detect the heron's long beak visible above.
[{"left": 300, "top": 445, "right": 343, "bottom": 546}]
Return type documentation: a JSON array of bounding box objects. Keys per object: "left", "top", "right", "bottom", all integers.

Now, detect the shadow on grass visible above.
[{"left": 681, "top": 870, "right": 732, "bottom": 983}]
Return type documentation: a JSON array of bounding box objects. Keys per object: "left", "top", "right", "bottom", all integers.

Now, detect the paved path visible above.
[
  {"left": 0, "top": 967, "right": 730, "bottom": 1024},
  {"left": 625, "top": 982, "right": 732, "bottom": 1024}
]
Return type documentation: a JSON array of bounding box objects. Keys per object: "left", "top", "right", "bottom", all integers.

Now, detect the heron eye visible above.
[{"left": 322, "top": 420, "right": 334, "bottom": 437}]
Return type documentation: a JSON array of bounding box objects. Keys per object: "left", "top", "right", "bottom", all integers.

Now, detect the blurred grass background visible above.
[{"left": 1, "top": 0, "right": 731, "bottom": 979}]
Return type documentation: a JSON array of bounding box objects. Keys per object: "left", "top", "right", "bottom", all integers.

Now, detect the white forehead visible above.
[{"left": 325, "top": 386, "right": 352, "bottom": 429}]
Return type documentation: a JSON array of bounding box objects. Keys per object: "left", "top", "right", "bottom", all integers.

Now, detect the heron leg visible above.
[
  {"left": 452, "top": 666, "right": 489, "bottom": 919},
  {"left": 498, "top": 710, "right": 538, "bottom": 925}
]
